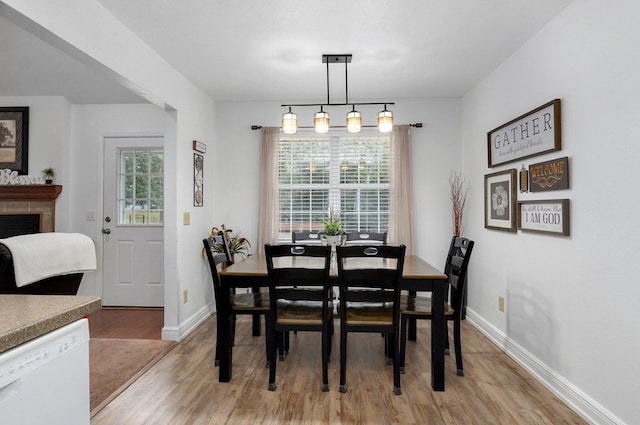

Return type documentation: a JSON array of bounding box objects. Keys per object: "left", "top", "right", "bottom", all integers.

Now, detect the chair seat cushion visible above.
[
  {"left": 276, "top": 299, "right": 333, "bottom": 324},
  {"left": 231, "top": 291, "right": 270, "bottom": 310},
  {"left": 343, "top": 302, "right": 393, "bottom": 326},
  {"left": 400, "top": 294, "right": 454, "bottom": 317}
]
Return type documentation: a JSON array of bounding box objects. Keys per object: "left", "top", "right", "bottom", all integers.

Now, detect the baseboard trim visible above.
[
  {"left": 161, "top": 303, "right": 213, "bottom": 342},
  {"left": 465, "top": 309, "right": 625, "bottom": 425}
]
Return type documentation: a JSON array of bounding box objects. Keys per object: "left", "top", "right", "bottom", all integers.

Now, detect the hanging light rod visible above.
[
  {"left": 278, "top": 54, "right": 398, "bottom": 134},
  {"left": 251, "top": 123, "right": 423, "bottom": 131}
]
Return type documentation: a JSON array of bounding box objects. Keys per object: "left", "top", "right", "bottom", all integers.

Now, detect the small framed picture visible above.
[
  {"left": 194, "top": 153, "right": 203, "bottom": 207},
  {"left": 484, "top": 169, "right": 517, "bottom": 232},
  {"left": 518, "top": 199, "right": 570, "bottom": 236},
  {"left": 0, "top": 107, "right": 29, "bottom": 174}
]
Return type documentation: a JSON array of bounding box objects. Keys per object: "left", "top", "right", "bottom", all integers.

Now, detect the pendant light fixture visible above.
[
  {"left": 281, "top": 54, "right": 395, "bottom": 134},
  {"left": 377, "top": 105, "right": 393, "bottom": 133},
  {"left": 314, "top": 106, "right": 330, "bottom": 133},
  {"left": 346, "top": 105, "right": 362, "bottom": 133},
  {"left": 282, "top": 107, "right": 297, "bottom": 134}
]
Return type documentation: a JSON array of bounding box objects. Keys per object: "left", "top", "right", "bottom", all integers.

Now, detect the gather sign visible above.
[{"left": 488, "top": 99, "right": 561, "bottom": 167}]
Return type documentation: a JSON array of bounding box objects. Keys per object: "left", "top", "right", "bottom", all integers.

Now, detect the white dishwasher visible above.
[{"left": 0, "top": 318, "right": 90, "bottom": 425}]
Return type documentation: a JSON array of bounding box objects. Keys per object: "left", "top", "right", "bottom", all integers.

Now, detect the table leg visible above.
[
  {"left": 218, "top": 309, "right": 232, "bottom": 382},
  {"left": 252, "top": 314, "right": 261, "bottom": 336},
  {"left": 252, "top": 287, "right": 261, "bottom": 336},
  {"left": 407, "top": 290, "right": 417, "bottom": 341},
  {"left": 431, "top": 280, "right": 446, "bottom": 391}
]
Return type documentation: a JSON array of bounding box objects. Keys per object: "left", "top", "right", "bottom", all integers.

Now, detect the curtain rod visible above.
[{"left": 250, "top": 123, "right": 422, "bottom": 131}]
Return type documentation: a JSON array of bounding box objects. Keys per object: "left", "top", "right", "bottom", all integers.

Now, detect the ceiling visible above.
[{"left": 1, "top": 0, "right": 574, "bottom": 104}]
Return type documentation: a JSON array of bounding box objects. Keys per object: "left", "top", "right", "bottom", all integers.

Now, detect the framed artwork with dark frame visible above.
[
  {"left": 518, "top": 199, "right": 570, "bottom": 236},
  {"left": 194, "top": 153, "right": 203, "bottom": 207},
  {"left": 0, "top": 107, "right": 29, "bottom": 174},
  {"left": 487, "top": 99, "right": 561, "bottom": 168},
  {"left": 484, "top": 169, "right": 517, "bottom": 232}
]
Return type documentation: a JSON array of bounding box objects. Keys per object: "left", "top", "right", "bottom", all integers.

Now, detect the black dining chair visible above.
[
  {"left": 291, "top": 230, "right": 322, "bottom": 244},
  {"left": 264, "top": 243, "right": 333, "bottom": 391},
  {"left": 336, "top": 244, "right": 406, "bottom": 395},
  {"left": 399, "top": 236, "right": 474, "bottom": 376},
  {"left": 344, "top": 231, "right": 387, "bottom": 245},
  {"left": 203, "top": 233, "right": 270, "bottom": 367}
]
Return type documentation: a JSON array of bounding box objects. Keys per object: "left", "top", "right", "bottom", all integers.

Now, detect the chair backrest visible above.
[
  {"left": 202, "top": 233, "right": 233, "bottom": 310},
  {"left": 264, "top": 243, "right": 332, "bottom": 310},
  {"left": 291, "top": 230, "right": 322, "bottom": 244},
  {"left": 444, "top": 236, "right": 474, "bottom": 314},
  {"left": 345, "top": 231, "right": 387, "bottom": 245},
  {"left": 336, "top": 244, "right": 406, "bottom": 306}
]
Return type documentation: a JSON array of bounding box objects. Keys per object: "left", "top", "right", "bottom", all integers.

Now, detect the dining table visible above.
[{"left": 217, "top": 253, "right": 449, "bottom": 391}]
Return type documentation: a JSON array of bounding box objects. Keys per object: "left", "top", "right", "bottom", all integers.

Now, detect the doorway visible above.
[{"left": 102, "top": 137, "right": 164, "bottom": 307}]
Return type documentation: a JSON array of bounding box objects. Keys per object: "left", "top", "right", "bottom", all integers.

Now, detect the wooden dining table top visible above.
[{"left": 219, "top": 253, "right": 447, "bottom": 281}]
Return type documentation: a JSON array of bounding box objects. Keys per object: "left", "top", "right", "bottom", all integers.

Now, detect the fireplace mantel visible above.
[
  {"left": 0, "top": 185, "right": 63, "bottom": 233},
  {"left": 0, "top": 185, "right": 63, "bottom": 201}
]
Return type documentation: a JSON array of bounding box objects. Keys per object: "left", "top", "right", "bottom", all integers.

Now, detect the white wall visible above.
[
  {"left": 0, "top": 96, "right": 71, "bottom": 229},
  {"left": 461, "top": 0, "right": 640, "bottom": 423},
  {"left": 214, "top": 98, "right": 462, "bottom": 265},
  {"left": 2, "top": 0, "right": 217, "bottom": 340},
  {"left": 69, "top": 103, "right": 167, "bottom": 296}
]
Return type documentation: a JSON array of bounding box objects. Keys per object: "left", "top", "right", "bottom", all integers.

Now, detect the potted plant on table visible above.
[
  {"left": 319, "top": 207, "right": 346, "bottom": 248},
  {"left": 41, "top": 167, "right": 56, "bottom": 184},
  {"left": 207, "top": 224, "right": 251, "bottom": 264}
]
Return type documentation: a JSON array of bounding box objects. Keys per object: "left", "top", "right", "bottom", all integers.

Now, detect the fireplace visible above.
[
  {"left": 0, "top": 185, "right": 63, "bottom": 238},
  {"left": 0, "top": 214, "right": 40, "bottom": 238}
]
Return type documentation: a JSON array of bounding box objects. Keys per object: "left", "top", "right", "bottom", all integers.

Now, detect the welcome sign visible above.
[{"left": 488, "top": 99, "right": 561, "bottom": 167}]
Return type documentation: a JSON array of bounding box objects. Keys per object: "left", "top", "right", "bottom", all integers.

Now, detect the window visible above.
[
  {"left": 277, "top": 134, "right": 389, "bottom": 241},
  {"left": 117, "top": 148, "right": 164, "bottom": 225}
]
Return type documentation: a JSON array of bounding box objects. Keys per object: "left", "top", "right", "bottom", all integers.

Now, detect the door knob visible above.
[{"left": 102, "top": 228, "right": 111, "bottom": 235}]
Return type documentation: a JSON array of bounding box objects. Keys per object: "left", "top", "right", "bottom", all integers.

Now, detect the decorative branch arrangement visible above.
[{"left": 449, "top": 171, "right": 469, "bottom": 237}]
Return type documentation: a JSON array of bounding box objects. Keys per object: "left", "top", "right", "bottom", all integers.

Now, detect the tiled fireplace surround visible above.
[{"left": 0, "top": 185, "right": 63, "bottom": 233}]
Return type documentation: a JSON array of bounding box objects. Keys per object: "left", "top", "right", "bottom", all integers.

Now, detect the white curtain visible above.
[
  {"left": 256, "top": 127, "right": 280, "bottom": 253},
  {"left": 388, "top": 125, "right": 415, "bottom": 255}
]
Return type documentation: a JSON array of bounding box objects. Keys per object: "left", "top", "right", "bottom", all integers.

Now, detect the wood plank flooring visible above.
[{"left": 91, "top": 314, "right": 587, "bottom": 425}]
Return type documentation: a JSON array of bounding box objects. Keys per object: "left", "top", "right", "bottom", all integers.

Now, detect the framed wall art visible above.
[
  {"left": 518, "top": 199, "right": 570, "bottom": 236},
  {"left": 484, "top": 169, "right": 517, "bottom": 232},
  {"left": 529, "top": 156, "right": 569, "bottom": 192},
  {"left": 192, "top": 140, "right": 206, "bottom": 153},
  {"left": 0, "top": 107, "right": 29, "bottom": 174},
  {"left": 487, "top": 99, "right": 561, "bottom": 167},
  {"left": 194, "top": 153, "right": 203, "bottom": 207}
]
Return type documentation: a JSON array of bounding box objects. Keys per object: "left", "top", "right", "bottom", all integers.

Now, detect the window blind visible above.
[{"left": 277, "top": 134, "right": 390, "bottom": 241}]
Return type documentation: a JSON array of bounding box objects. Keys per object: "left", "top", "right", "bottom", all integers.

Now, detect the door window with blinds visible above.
[
  {"left": 117, "top": 148, "right": 164, "bottom": 225},
  {"left": 278, "top": 134, "right": 389, "bottom": 241}
]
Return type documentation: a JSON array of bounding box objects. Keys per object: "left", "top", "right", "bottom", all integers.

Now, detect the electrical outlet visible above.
[
  {"left": 498, "top": 296, "right": 505, "bottom": 312},
  {"left": 183, "top": 289, "right": 188, "bottom": 304}
]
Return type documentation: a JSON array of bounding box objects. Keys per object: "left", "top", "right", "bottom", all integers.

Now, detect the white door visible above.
[{"left": 102, "top": 137, "right": 164, "bottom": 307}]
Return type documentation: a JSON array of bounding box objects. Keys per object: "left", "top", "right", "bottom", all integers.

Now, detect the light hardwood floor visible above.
[{"left": 91, "top": 314, "right": 587, "bottom": 425}]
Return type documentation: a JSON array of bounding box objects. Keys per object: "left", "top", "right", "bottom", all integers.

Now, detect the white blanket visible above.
[{"left": 0, "top": 232, "right": 97, "bottom": 287}]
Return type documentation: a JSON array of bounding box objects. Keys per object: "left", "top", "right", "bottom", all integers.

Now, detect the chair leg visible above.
[
  {"left": 453, "top": 318, "right": 464, "bottom": 376},
  {"left": 385, "top": 333, "right": 393, "bottom": 365},
  {"left": 267, "top": 316, "right": 277, "bottom": 390},
  {"left": 321, "top": 322, "right": 329, "bottom": 392},
  {"left": 399, "top": 316, "right": 408, "bottom": 374},
  {"left": 392, "top": 331, "right": 401, "bottom": 395},
  {"left": 278, "top": 331, "right": 286, "bottom": 361},
  {"left": 339, "top": 325, "right": 347, "bottom": 393},
  {"left": 444, "top": 323, "right": 450, "bottom": 355}
]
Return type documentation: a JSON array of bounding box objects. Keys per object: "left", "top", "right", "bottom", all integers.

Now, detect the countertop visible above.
[{"left": 0, "top": 294, "right": 101, "bottom": 353}]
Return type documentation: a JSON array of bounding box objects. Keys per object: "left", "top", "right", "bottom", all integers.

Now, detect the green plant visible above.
[
  {"left": 209, "top": 224, "right": 251, "bottom": 259},
  {"left": 41, "top": 167, "right": 56, "bottom": 179},
  {"left": 320, "top": 207, "right": 345, "bottom": 236}
]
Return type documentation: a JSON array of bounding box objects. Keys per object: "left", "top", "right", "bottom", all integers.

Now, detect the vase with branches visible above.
[{"left": 449, "top": 171, "right": 469, "bottom": 237}]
